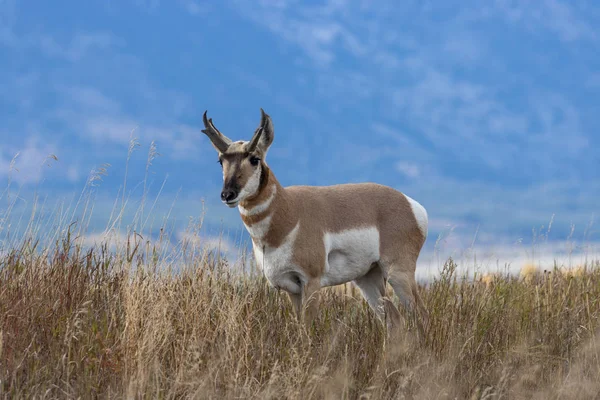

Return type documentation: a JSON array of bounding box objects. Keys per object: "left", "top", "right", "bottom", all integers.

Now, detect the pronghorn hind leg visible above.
[
  {"left": 353, "top": 263, "right": 402, "bottom": 331},
  {"left": 387, "top": 267, "right": 428, "bottom": 339},
  {"left": 412, "top": 283, "right": 429, "bottom": 334}
]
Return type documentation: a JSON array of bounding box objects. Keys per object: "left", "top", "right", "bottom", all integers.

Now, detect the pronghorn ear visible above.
[
  {"left": 257, "top": 108, "right": 274, "bottom": 151},
  {"left": 247, "top": 108, "right": 275, "bottom": 154}
]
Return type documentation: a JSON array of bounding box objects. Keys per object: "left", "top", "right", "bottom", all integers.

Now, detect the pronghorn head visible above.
[{"left": 202, "top": 108, "right": 275, "bottom": 208}]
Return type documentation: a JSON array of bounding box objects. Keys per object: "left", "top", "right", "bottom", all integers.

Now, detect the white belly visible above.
[
  {"left": 320, "top": 227, "right": 381, "bottom": 287},
  {"left": 253, "top": 222, "right": 304, "bottom": 294}
]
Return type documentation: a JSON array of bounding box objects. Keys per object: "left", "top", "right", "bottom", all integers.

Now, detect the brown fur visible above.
[{"left": 202, "top": 109, "right": 429, "bottom": 336}]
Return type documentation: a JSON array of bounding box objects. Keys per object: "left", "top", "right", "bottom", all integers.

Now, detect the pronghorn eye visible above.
[{"left": 249, "top": 156, "right": 261, "bottom": 166}]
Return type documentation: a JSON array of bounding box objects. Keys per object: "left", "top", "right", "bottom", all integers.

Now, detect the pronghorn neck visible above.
[
  {"left": 239, "top": 163, "right": 276, "bottom": 211},
  {"left": 238, "top": 165, "right": 296, "bottom": 243}
]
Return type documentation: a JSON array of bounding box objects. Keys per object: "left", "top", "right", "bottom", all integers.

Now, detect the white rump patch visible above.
[
  {"left": 254, "top": 222, "right": 303, "bottom": 294},
  {"left": 404, "top": 194, "right": 428, "bottom": 237},
  {"left": 239, "top": 185, "right": 276, "bottom": 216},
  {"left": 320, "top": 227, "right": 380, "bottom": 287}
]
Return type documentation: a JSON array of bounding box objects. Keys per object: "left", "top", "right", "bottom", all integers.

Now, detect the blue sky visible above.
[{"left": 1, "top": 0, "right": 599, "bottom": 271}]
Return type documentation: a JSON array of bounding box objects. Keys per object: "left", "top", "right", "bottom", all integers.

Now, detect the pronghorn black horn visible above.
[{"left": 202, "top": 111, "right": 231, "bottom": 153}]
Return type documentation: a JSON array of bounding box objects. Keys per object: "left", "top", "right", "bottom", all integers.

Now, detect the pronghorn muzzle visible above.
[{"left": 221, "top": 188, "right": 238, "bottom": 204}]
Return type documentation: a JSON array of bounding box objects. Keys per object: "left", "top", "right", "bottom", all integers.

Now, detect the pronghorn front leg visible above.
[
  {"left": 301, "top": 279, "right": 321, "bottom": 328},
  {"left": 287, "top": 292, "right": 302, "bottom": 320},
  {"left": 286, "top": 280, "right": 320, "bottom": 326}
]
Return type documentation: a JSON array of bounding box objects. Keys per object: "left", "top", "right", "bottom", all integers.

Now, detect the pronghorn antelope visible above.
[{"left": 202, "top": 109, "right": 429, "bottom": 333}]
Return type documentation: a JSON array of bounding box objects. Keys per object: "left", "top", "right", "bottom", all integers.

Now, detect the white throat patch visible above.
[
  {"left": 239, "top": 184, "right": 276, "bottom": 216},
  {"left": 243, "top": 214, "right": 273, "bottom": 240}
]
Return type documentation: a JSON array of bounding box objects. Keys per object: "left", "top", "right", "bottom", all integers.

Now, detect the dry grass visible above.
[
  {"left": 1, "top": 143, "right": 600, "bottom": 399},
  {"left": 1, "top": 234, "right": 599, "bottom": 399}
]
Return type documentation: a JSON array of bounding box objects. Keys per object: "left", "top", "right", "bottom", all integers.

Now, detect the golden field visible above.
[{"left": 1, "top": 233, "right": 599, "bottom": 399}]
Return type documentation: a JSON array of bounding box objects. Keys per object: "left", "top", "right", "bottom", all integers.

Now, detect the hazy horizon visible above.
[{"left": 1, "top": 0, "right": 599, "bottom": 277}]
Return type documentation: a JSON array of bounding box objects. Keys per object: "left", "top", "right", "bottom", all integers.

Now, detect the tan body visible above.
[{"left": 201, "top": 109, "right": 429, "bottom": 334}]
